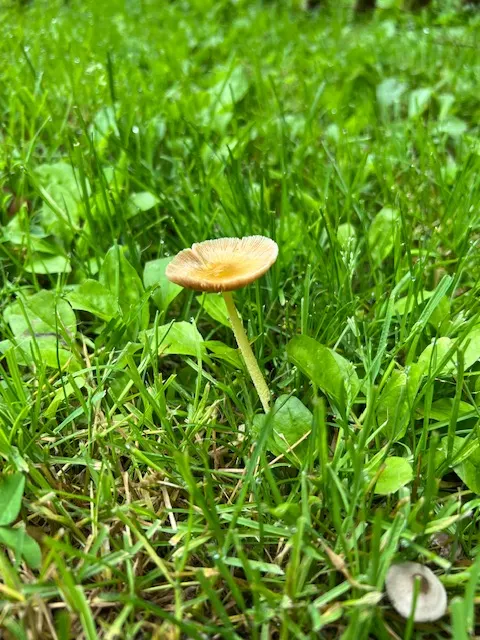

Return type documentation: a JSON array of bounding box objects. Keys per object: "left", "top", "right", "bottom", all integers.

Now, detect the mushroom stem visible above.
[{"left": 222, "top": 291, "right": 271, "bottom": 413}]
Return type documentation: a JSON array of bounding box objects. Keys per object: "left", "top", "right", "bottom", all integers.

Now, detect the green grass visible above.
[{"left": 1, "top": 0, "right": 480, "bottom": 637}]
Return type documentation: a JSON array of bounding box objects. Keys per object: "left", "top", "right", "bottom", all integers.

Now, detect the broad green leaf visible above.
[
  {"left": 440, "top": 437, "right": 480, "bottom": 494},
  {"left": 269, "top": 502, "right": 301, "bottom": 520},
  {"left": 376, "top": 77, "right": 407, "bottom": 110},
  {"left": 438, "top": 93, "right": 455, "bottom": 120},
  {"left": 3, "top": 292, "right": 78, "bottom": 370},
  {"left": 417, "top": 337, "right": 456, "bottom": 376},
  {"left": 128, "top": 191, "right": 159, "bottom": 216},
  {"left": 457, "top": 459, "right": 480, "bottom": 495},
  {"left": 368, "top": 207, "right": 400, "bottom": 265},
  {"left": 286, "top": 335, "right": 359, "bottom": 404},
  {"left": 376, "top": 364, "right": 422, "bottom": 441},
  {"left": 198, "top": 293, "right": 230, "bottom": 327},
  {"left": 0, "top": 526, "right": 42, "bottom": 569},
  {"left": 89, "top": 106, "right": 119, "bottom": 147},
  {"left": 202, "top": 65, "right": 250, "bottom": 132},
  {"left": 35, "top": 162, "right": 83, "bottom": 201},
  {"left": 438, "top": 436, "right": 478, "bottom": 468},
  {"left": 35, "top": 162, "right": 87, "bottom": 241},
  {"left": 27, "top": 291, "right": 76, "bottom": 336},
  {"left": 5, "top": 290, "right": 76, "bottom": 339},
  {"left": 462, "top": 326, "right": 480, "bottom": 370},
  {"left": 141, "top": 321, "right": 204, "bottom": 357},
  {"left": 394, "top": 290, "right": 436, "bottom": 316},
  {"left": 412, "top": 275, "right": 452, "bottom": 334},
  {"left": 270, "top": 395, "right": 312, "bottom": 459},
  {"left": 252, "top": 395, "right": 313, "bottom": 463},
  {"left": 0, "top": 339, "right": 28, "bottom": 366},
  {"left": 374, "top": 457, "right": 413, "bottom": 495},
  {"left": 377, "top": 370, "right": 406, "bottom": 440},
  {"left": 45, "top": 377, "right": 86, "bottom": 418},
  {"left": 205, "top": 341, "right": 243, "bottom": 368},
  {"left": 428, "top": 296, "right": 450, "bottom": 331},
  {"left": 33, "top": 337, "right": 78, "bottom": 370},
  {"left": 67, "top": 280, "right": 119, "bottom": 322},
  {"left": 143, "top": 258, "right": 182, "bottom": 313},
  {"left": 420, "top": 398, "right": 474, "bottom": 422},
  {"left": 0, "top": 473, "right": 25, "bottom": 526},
  {"left": 408, "top": 87, "right": 433, "bottom": 119},
  {"left": 210, "top": 65, "right": 249, "bottom": 109},
  {"left": 441, "top": 155, "right": 458, "bottom": 185},
  {"left": 100, "top": 245, "right": 149, "bottom": 338},
  {"left": 325, "top": 123, "right": 340, "bottom": 142},
  {"left": 24, "top": 255, "right": 71, "bottom": 274},
  {"left": 0, "top": 337, "right": 79, "bottom": 372},
  {"left": 437, "top": 117, "right": 467, "bottom": 137},
  {"left": 3, "top": 216, "right": 57, "bottom": 254}
]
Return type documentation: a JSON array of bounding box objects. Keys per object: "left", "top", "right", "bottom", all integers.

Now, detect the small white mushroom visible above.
[{"left": 385, "top": 561, "right": 447, "bottom": 622}]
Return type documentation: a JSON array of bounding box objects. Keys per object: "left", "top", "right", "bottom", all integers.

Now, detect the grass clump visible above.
[{"left": 1, "top": 0, "right": 480, "bottom": 637}]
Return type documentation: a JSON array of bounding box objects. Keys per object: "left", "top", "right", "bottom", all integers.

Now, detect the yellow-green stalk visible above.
[{"left": 222, "top": 291, "right": 270, "bottom": 413}]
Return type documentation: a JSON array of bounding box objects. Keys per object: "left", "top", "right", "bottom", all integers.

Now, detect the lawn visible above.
[{"left": 1, "top": 0, "right": 480, "bottom": 637}]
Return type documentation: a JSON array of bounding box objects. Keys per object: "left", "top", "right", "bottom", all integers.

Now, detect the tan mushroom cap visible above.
[
  {"left": 385, "top": 561, "right": 447, "bottom": 623},
  {"left": 165, "top": 236, "right": 278, "bottom": 293}
]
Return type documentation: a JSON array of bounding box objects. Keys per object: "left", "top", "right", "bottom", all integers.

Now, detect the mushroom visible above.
[
  {"left": 166, "top": 236, "right": 278, "bottom": 412},
  {"left": 385, "top": 561, "right": 447, "bottom": 623}
]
